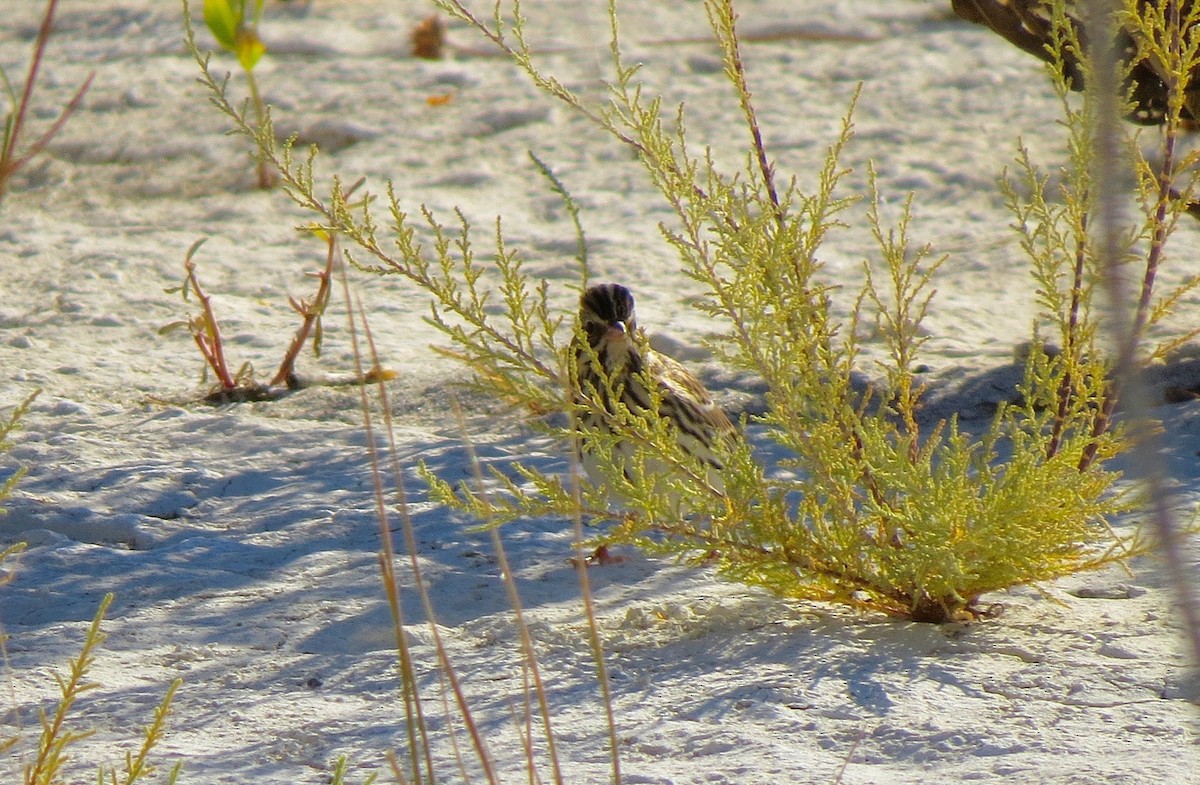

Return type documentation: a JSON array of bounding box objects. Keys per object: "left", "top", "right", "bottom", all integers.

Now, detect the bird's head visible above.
[{"left": 579, "top": 283, "right": 638, "bottom": 350}]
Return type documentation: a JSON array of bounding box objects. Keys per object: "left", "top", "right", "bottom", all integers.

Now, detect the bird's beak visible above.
[{"left": 606, "top": 321, "right": 628, "bottom": 341}]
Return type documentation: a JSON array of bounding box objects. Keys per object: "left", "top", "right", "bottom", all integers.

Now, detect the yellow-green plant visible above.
[
  {"left": 201, "top": 0, "right": 272, "bottom": 188},
  {"left": 10, "top": 594, "right": 182, "bottom": 785},
  {"left": 1005, "top": 1, "right": 1200, "bottom": 462},
  {"left": 186, "top": 0, "right": 1200, "bottom": 622},
  {"left": 0, "top": 391, "right": 38, "bottom": 514}
]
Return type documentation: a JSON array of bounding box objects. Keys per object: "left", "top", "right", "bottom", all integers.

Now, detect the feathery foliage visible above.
[
  {"left": 0, "top": 390, "right": 38, "bottom": 515},
  {"left": 185, "top": 0, "right": 1200, "bottom": 622},
  {"left": 11, "top": 594, "right": 182, "bottom": 785}
]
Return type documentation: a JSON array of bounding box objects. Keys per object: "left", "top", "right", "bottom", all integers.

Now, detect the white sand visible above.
[{"left": 1, "top": 1, "right": 1197, "bottom": 782}]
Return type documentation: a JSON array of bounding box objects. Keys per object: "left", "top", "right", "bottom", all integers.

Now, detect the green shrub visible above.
[{"left": 186, "top": 0, "right": 1200, "bottom": 622}]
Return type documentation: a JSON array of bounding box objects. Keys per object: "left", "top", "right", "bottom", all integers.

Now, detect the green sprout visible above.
[{"left": 202, "top": 0, "right": 273, "bottom": 188}]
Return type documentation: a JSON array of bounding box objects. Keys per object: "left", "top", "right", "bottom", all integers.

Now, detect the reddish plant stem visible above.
[
  {"left": 1, "top": 0, "right": 58, "bottom": 165},
  {"left": 1048, "top": 210, "right": 1087, "bottom": 461},
  {"left": 270, "top": 234, "right": 336, "bottom": 387},
  {"left": 1080, "top": 2, "right": 1182, "bottom": 472},
  {"left": 184, "top": 260, "right": 237, "bottom": 390},
  {"left": 719, "top": 0, "right": 780, "bottom": 217},
  {"left": 0, "top": 0, "right": 94, "bottom": 198}
]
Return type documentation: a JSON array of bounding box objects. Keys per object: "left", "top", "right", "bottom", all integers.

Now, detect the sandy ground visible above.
[{"left": 1, "top": 0, "right": 1198, "bottom": 782}]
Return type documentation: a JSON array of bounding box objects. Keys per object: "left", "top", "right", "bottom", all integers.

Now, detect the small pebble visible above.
[
  {"left": 469, "top": 107, "right": 548, "bottom": 136},
  {"left": 283, "top": 119, "right": 382, "bottom": 153},
  {"left": 687, "top": 55, "right": 723, "bottom": 74},
  {"left": 1097, "top": 642, "right": 1140, "bottom": 660},
  {"left": 1071, "top": 584, "right": 1147, "bottom": 600}
]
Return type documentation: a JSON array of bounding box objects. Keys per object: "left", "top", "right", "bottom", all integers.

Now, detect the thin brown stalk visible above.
[
  {"left": 340, "top": 273, "right": 436, "bottom": 784},
  {"left": 452, "top": 399, "right": 565, "bottom": 785},
  {"left": 1134, "top": 17, "right": 1179, "bottom": 346},
  {"left": 1048, "top": 208, "right": 1087, "bottom": 461},
  {"left": 1084, "top": 0, "right": 1200, "bottom": 679},
  {"left": 710, "top": 0, "right": 780, "bottom": 216},
  {"left": 358, "top": 306, "right": 473, "bottom": 783},
  {"left": 566, "top": 406, "right": 622, "bottom": 785},
  {"left": 1136, "top": 145, "right": 1174, "bottom": 339},
  {"left": 349, "top": 283, "right": 499, "bottom": 784}
]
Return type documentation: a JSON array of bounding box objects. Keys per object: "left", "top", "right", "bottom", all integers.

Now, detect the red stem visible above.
[
  {"left": 185, "top": 261, "right": 237, "bottom": 389},
  {"left": 270, "top": 235, "right": 336, "bottom": 387},
  {"left": 0, "top": 0, "right": 94, "bottom": 189},
  {"left": 2, "top": 0, "right": 58, "bottom": 163}
]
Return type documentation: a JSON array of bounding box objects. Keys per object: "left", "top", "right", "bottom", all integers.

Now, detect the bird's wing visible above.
[
  {"left": 648, "top": 351, "right": 737, "bottom": 442},
  {"left": 952, "top": 0, "right": 1063, "bottom": 67},
  {"left": 950, "top": 0, "right": 1195, "bottom": 126}
]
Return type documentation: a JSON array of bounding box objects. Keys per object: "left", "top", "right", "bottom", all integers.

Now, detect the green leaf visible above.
[
  {"left": 203, "top": 0, "right": 240, "bottom": 51},
  {"left": 235, "top": 29, "right": 266, "bottom": 72}
]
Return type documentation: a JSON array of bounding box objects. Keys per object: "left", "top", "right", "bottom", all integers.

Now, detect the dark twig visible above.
[
  {"left": 1048, "top": 208, "right": 1086, "bottom": 462},
  {"left": 710, "top": 0, "right": 781, "bottom": 217}
]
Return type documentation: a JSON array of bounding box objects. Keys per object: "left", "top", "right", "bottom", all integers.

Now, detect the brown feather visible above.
[
  {"left": 951, "top": 0, "right": 1200, "bottom": 126},
  {"left": 572, "top": 283, "right": 736, "bottom": 494}
]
